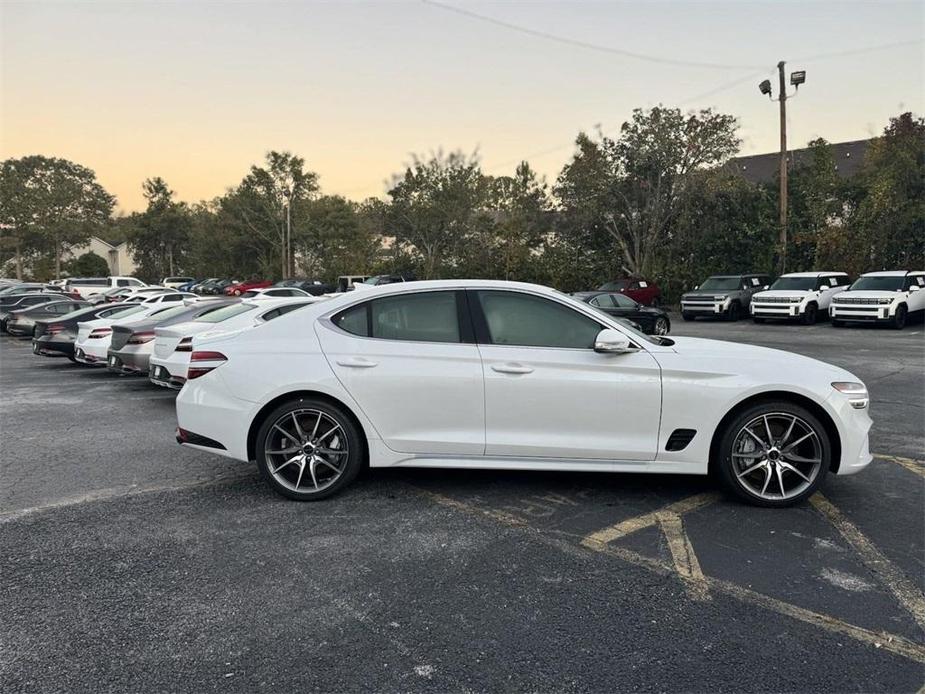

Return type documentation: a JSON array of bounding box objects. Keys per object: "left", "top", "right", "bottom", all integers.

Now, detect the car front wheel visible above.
[
  {"left": 716, "top": 402, "right": 830, "bottom": 508},
  {"left": 890, "top": 305, "right": 907, "bottom": 330},
  {"left": 255, "top": 398, "right": 363, "bottom": 501},
  {"left": 802, "top": 303, "right": 818, "bottom": 325},
  {"left": 653, "top": 317, "right": 669, "bottom": 335},
  {"left": 725, "top": 302, "right": 741, "bottom": 321}
]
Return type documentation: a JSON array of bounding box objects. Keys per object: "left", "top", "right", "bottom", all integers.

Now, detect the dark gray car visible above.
[{"left": 680, "top": 274, "right": 772, "bottom": 321}]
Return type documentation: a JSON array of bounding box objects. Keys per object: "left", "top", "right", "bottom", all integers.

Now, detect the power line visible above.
[{"left": 421, "top": 0, "right": 766, "bottom": 71}]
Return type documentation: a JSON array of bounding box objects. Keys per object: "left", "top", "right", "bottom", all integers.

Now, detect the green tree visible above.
[
  {"left": 555, "top": 106, "right": 740, "bottom": 279},
  {"left": 66, "top": 251, "right": 110, "bottom": 277},
  {"left": 851, "top": 112, "right": 924, "bottom": 270},
  {"left": 0, "top": 155, "right": 115, "bottom": 279},
  {"left": 293, "top": 195, "right": 380, "bottom": 280},
  {"left": 222, "top": 151, "right": 320, "bottom": 278},
  {"left": 386, "top": 150, "right": 487, "bottom": 279},
  {"left": 126, "top": 177, "right": 192, "bottom": 281}
]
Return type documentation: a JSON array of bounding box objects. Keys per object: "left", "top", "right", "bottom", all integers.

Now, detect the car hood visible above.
[
  {"left": 753, "top": 290, "right": 812, "bottom": 299},
  {"left": 666, "top": 336, "right": 853, "bottom": 379},
  {"left": 835, "top": 290, "right": 907, "bottom": 299},
  {"left": 681, "top": 292, "right": 729, "bottom": 300}
]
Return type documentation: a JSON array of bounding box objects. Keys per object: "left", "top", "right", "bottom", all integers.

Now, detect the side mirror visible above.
[
  {"left": 694, "top": 285, "right": 699, "bottom": 290},
  {"left": 763, "top": 285, "right": 769, "bottom": 290},
  {"left": 909, "top": 285, "right": 920, "bottom": 292},
  {"left": 594, "top": 328, "right": 635, "bottom": 354},
  {"left": 819, "top": 285, "right": 829, "bottom": 291}
]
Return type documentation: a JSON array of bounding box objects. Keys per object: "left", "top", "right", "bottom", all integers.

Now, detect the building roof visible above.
[{"left": 724, "top": 139, "right": 870, "bottom": 184}]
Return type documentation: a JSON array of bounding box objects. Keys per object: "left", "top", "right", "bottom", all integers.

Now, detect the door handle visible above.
[
  {"left": 491, "top": 363, "right": 534, "bottom": 375},
  {"left": 336, "top": 357, "right": 378, "bottom": 368}
]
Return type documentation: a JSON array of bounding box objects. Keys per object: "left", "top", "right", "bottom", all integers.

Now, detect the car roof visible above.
[
  {"left": 780, "top": 271, "right": 848, "bottom": 277},
  {"left": 861, "top": 270, "right": 922, "bottom": 277},
  {"left": 706, "top": 274, "right": 767, "bottom": 279}
]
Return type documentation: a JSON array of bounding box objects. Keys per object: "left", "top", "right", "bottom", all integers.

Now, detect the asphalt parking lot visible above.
[{"left": 1, "top": 319, "right": 923, "bottom": 692}]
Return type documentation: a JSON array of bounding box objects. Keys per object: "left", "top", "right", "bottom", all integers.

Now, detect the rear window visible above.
[
  {"left": 149, "top": 305, "right": 191, "bottom": 321},
  {"left": 194, "top": 303, "right": 257, "bottom": 323}
]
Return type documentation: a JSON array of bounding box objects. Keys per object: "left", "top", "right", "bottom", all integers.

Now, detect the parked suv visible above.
[
  {"left": 750, "top": 272, "right": 850, "bottom": 325},
  {"left": 66, "top": 276, "right": 146, "bottom": 299},
  {"left": 680, "top": 273, "right": 771, "bottom": 321},
  {"left": 597, "top": 278, "right": 661, "bottom": 306},
  {"left": 830, "top": 270, "right": 925, "bottom": 329}
]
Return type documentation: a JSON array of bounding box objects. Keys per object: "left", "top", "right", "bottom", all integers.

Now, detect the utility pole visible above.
[
  {"left": 759, "top": 64, "right": 805, "bottom": 276},
  {"left": 777, "top": 61, "right": 788, "bottom": 275}
]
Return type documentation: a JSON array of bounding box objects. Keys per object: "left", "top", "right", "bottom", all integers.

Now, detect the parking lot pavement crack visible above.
[{"left": 810, "top": 493, "right": 925, "bottom": 631}]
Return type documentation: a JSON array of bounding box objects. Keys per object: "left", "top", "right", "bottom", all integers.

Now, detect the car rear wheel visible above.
[
  {"left": 255, "top": 398, "right": 363, "bottom": 501},
  {"left": 890, "top": 305, "right": 907, "bottom": 330},
  {"left": 716, "top": 402, "right": 830, "bottom": 508}
]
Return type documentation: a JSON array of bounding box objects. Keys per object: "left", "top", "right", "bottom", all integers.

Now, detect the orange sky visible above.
[{"left": 2, "top": 1, "right": 922, "bottom": 213}]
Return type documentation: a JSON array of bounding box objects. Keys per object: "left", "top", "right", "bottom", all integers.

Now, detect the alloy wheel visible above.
[
  {"left": 264, "top": 409, "right": 349, "bottom": 494},
  {"left": 654, "top": 317, "right": 668, "bottom": 335},
  {"left": 731, "top": 412, "right": 823, "bottom": 501}
]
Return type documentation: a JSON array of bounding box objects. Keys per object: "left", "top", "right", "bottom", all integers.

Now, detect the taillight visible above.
[
  {"left": 187, "top": 351, "right": 227, "bottom": 380},
  {"left": 175, "top": 336, "right": 193, "bottom": 352},
  {"left": 47, "top": 323, "right": 65, "bottom": 334},
  {"left": 127, "top": 330, "right": 155, "bottom": 344},
  {"left": 88, "top": 328, "right": 112, "bottom": 339}
]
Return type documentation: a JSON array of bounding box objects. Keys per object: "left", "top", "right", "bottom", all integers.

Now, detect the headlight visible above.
[
  {"left": 715, "top": 295, "right": 728, "bottom": 301},
  {"left": 832, "top": 382, "right": 869, "bottom": 409},
  {"left": 877, "top": 298, "right": 892, "bottom": 305}
]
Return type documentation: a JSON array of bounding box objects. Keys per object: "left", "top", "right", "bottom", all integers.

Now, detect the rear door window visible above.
[{"left": 371, "top": 292, "right": 460, "bottom": 343}]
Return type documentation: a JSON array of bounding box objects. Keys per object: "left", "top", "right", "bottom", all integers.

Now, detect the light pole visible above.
[
  {"left": 759, "top": 63, "right": 805, "bottom": 275},
  {"left": 282, "top": 187, "right": 292, "bottom": 279}
]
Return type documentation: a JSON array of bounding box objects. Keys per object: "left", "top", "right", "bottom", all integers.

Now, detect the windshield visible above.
[
  {"left": 769, "top": 277, "right": 816, "bottom": 291},
  {"left": 194, "top": 303, "right": 257, "bottom": 323},
  {"left": 698, "top": 277, "right": 742, "bottom": 291},
  {"left": 849, "top": 276, "right": 904, "bottom": 291},
  {"left": 598, "top": 280, "right": 630, "bottom": 291},
  {"left": 148, "top": 305, "right": 192, "bottom": 321}
]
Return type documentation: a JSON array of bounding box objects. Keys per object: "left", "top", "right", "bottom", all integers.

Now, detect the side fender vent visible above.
[{"left": 666, "top": 429, "right": 697, "bottom": 451}]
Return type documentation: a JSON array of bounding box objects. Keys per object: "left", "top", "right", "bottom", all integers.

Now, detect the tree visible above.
[
  {"left": 555, "top": 106, "right": 740, "bottom": 278},
  {"left": 0, "top": 156, "right": 115, "bottom": 279},
  {"left": 126, "top": 177, "right": 193, "bottom": 281},
  {"left": 66, "top": 251, "right": 110, "bottom": 277},
  {"left": 293, "top": 195, "right": 380, "bottom": 280},
  {"left": 851, "top": 112, "right": 924, "bottom": 270},
  {"left": 223, "top": 151, "right": 320, "bottom": 278},
  {"left": 386, "top": 150, "right": 487, "bottom": 279}
]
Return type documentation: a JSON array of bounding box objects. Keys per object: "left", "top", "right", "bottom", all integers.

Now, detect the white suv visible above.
[
  {"left": 830, "top": 270, "right": 925, "bottom": 329},
  {"left": 750, "top": 272, "right": 850, "bottom": 325},
  {"left": 65, "top": 276, "right": 146, "bottom": 299}
]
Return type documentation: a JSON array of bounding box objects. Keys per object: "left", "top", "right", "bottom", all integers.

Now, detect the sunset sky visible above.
[{"left": 2, "top": 1, "right": 922, "bottom": 213}]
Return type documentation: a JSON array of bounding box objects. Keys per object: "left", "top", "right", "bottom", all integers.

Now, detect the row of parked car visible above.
[{"left": 676, "top": 270, "right": 924, "bottom": 329}]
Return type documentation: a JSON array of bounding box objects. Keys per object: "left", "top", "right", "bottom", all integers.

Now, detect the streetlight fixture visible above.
[{"left": 758, "top": 61, "right": 806, "bottom": 275}]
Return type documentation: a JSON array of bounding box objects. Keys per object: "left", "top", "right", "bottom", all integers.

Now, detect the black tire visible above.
[
  {"left": 726, "top": 302, "right": 741, "bottom": 321},
  {"left": 753, "top": 317, "right": 766, "bottom": 324},
  {"left": 890, "top": 304, "right": 907, "bottom": 330},
  {"left": 716, "top": 400, "right": 830, "bottom": 508},
  {"left": 652, "top": 317, "right": 670, "bottom": 336},
  {"left": 801, "top": 303, "right": 818, "bottom": 325},
  {"left": 255, "top": 397, "right": 364, "bottom": 501},
  {"left": 681, "top": 311, "right": 695, "bottom": 322}
]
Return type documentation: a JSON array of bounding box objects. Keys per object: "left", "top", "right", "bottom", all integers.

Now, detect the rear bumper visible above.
[
  {"left": 149, "top": 353, "right": 188, "bottom": 389},
  {"left": 33, "top": 336, "right": 75, "bottom": 357},
  {"left": 6, "top": 321, "right": 35, "bottom": 337},
  {"left": 107, "top": 345, "right": 152, "bottom": 374}
]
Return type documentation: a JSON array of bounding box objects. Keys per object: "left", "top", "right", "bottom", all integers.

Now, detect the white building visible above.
[{"left": 64, "top": 236, "right": 137, "bottom": 276}]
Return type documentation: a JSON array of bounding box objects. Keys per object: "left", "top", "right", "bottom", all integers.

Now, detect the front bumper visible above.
[
  {"left": 681, "top": 299, "right": 729, "bottom": 315},
  {"left": 751, "top": 303, "right": 803, "bottom": 319},
  {"left": 825, "top": 391, "right": 873, "bottom": 476},
  {"left": 830, "top": 305, "right": 893, "bottom": 322}
]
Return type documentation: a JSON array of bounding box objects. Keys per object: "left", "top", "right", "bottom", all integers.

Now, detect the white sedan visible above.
[
  {"left": 176, "top": 280, "right": 873, "bottom": 508},
  {"left": 149, "top": 297, "right": 315, "bottom": 388}
]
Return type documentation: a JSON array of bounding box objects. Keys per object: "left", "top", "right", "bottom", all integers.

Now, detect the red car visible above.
[
  {"left": 224, "top": 279, "right": 273, "bottom": 296},
  {"left": 597, "top": 278, "right": 661, "bottom": 306}
]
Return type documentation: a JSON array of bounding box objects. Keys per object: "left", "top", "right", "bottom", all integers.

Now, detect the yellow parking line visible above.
[
  {"left": 581, "top": 492, "right": 720, "bottom": 547},
  {"left": 875, "top": 454, "right": 925, "bottom": 479},
  {"left": 657, "top": 511, "right": 711, "bottom": 601},
  {"left": 418, "top": 488, "right": 925, "bottom": 664},
  {"left": 811, "top": 493, "right": 925, "bottom": 631}
]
